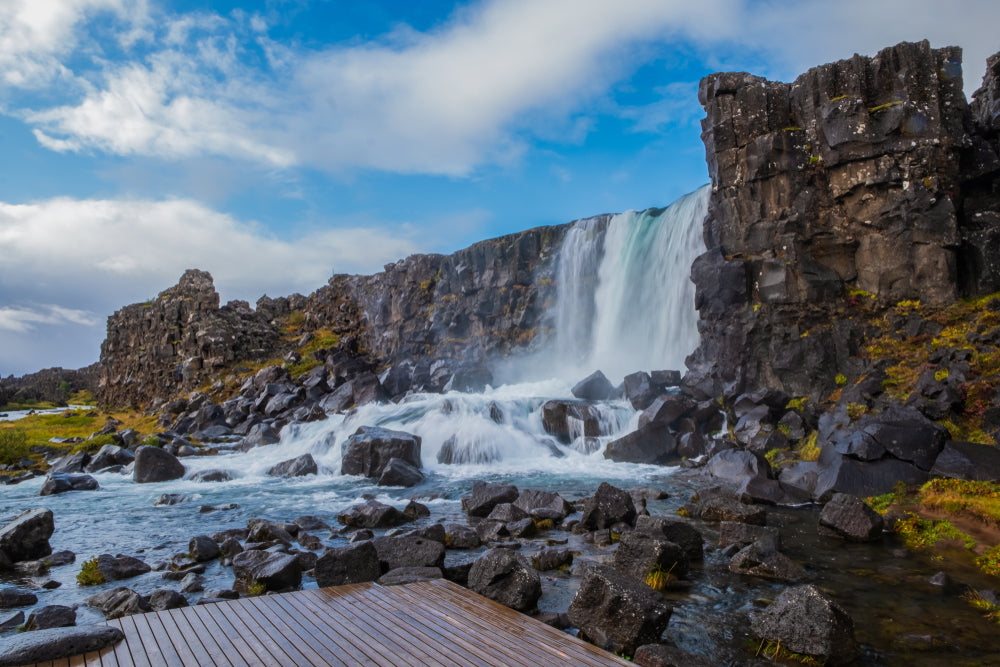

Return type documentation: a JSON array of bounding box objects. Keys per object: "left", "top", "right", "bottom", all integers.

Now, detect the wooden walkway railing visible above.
[{"left": 26, "top": 579, "right": 631, "bottom": 666}]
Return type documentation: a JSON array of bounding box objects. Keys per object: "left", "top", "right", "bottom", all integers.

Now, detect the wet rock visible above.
[
  {"left": 604, "top": 423, "right": 677, "bottom": 465},
  {"left": 378, "top": 566, "right": 443, "bottom": 586},
  {"left": 314, "top": 542, "right": 381, "bottom": 587},
  {"left": 246, "top": 519, "right": 294, "bottom": 545},
  {"left": 0, "top": 509, "right": 54, "bottom": 563},
  {"left": 46, "top": 551, "right": 75, "bottom": 567},
  {"left": 85, "top": 587, "right": 150, "bottom": 619},
  {"left": 729, "top": 537, "right": 806, "bottom": 582},
  {"left": 444, "top": 524, "right": 481, "bottom": 549},
  {"left": 568, "top": 564, "right": 672, "bottom": 657},
  {"left": 96, "top": 554, "right": 151, "bottom": 581},
  {"left": 541, "top": 400, "right": 604, "bottom": 443},
  {"left": 377, "top": 457, "right": 424, "bottom": 487},
  {"left": 181, "top": 572, "right": 204, "bottom": 593},
  {"left": 579, "top": 482, "right": 637, "bottom": 530},
  {"left": 467, "top": 549, "right": 541, "bottom": 613},
  {"left": 698, "top": 496, "right": 767, "bottom": 525},
  {"left": 638, "top": 396, "right": 689, "bottom": 429},
  {"left": 189, "top": 535, "right": 221, "bottom": 562},
  {"left": 148, "top": 589, "right": 188, "bottom": 611},
  {"left": 403, "top": 500, "right": 430, "bottom": 521},
  {"left": 623, "top": 372, "right": 659, "bottom": 410},
  {"left": 372, "top": 535, "right": 445, "bottom": 573},
  {"left": 0, "top": 611, "right": 23, "bottom": 632},
  {"left": 39, "top": 473, "right": 99, "bottom": 496},
  {"left": 237, "top": 423, "right": 280, "bottom": 451},
  {"left": 232, "top": 550, "right": 301, "bottom": 594},
  {"left": 634, "top": 644, "right": 713, "bottom": 667},
  {"left": 24, "top": 605, "right": 76, "bottom": 631},
  {"left": 48, "top": 452, "right": 89, "bottom": 475},
  {"left": 462, "top": 481, "right": 519, "bottom": 517},
  {"left": 751, "top": 584, "right": 858, "bottom": 665},
  {"left": 155, "top": 493, "right": 185, "bottom": 506},
  {"left": 571, "top": 370, "right": 614, "bottom": 400},
  {"left": 0, "top": 625, "right": 125, "bottom": 666},
  {"left": 0, "top": 587, "right": 37, "bottom": 608},
  {"left": 634, "top": 516, "right": 704, "bottom": 562},
  {"left": 190, "top": 469, "right": 232, "bottom": 483},
  {"left": 338, "top": 500, "right": 413, "bottom": 529},
  {"left": 531, "top": 549, "right": 574, "bottom": 571},
  {"left": 486, "top": 503, "right": 529, "bottom": 524},
  {"left": 613, "top": 531, "right": 689, "bottom": 582},
  {"left": 267, "top": 454, "right": 318, "bottom": 478},
  {"left": 513, "top": 489, "right": 573, "bottom": 521},
  {"left": 789, "top": 451, "right": 929, "bottom": 502},
  {"left": 85, "top": 445, "right": 134, "bottom": 473},
  {"left": 133, "top": 446, "right": 185, "bottom": 483},
  {"left": 818, "top": 493, "right": 884, "bottom": 541},
  {"left": 294, "top": 516, "right": 330, "bottom": 532},
  {"left": 718, "top": 522, "right": 780, "bottom": 549},
  {"left": 340, "top": 426, "right": 421, "bottom": 479}
]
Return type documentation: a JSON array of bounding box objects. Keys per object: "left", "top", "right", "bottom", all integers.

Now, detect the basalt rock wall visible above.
[
  {"left": 96, "top": 225, "right": 572, "bottom": 408},
  {"left": 0, "top": 363, "right": 100, "bottom": 407},
  {"left": 687, "top": 40, "right": 1000, "bottom": 402}
]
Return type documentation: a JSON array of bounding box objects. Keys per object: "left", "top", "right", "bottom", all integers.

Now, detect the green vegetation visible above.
[
  {"left": 76, "top": 557, "right": 105, "bottom": 586},
  {"left": 868, "top": 100, "right": 903, "bottom": 113},
  {"left": 865, "top": 481, "right": 909, "bottom": 515},
  {"left": 0, "top": 429, "right": 30, "bottom": 466},
  {"left": 919, "top": 479, "right": 1000, "bottom": 524},
  {"left": 755, "top": 639, "right": 826, "bottom": 665},
  {"left": 835, "top": 373, "right": 847, "bottom": 386},
  {"left": 644, "top": 563, "right": 677, "bottom": 592},
  {"left": 785, "top": 397, "right": 808, "bottom": 411},
  {"left": 797, "top": 431, "right": 821, "bottom": 462},
  {"left": 247, "top": 581, "right": 266, "bottom": 597},
  {"left": 963, "top": 589, "right": 1000, "bottom": 624},
  {"left": 70, "top": 434, "right": 117, "bottom": 455},
  {"left": 895, "top": 515, "right": 975, "bottom": 550}
]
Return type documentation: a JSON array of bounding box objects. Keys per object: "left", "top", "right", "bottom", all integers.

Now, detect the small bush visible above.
[
  {"left": 835, "top": 373, "right": 847, "bottom": 386},
  {"left": 70, "top": 434, "right": 116, "bottom": 454},
  {"left": 77, "top": 557, "right": 106, "bottom": 586},
  {"left": 798, "top": 432, "right": 821, "bottom": 462},
  {"left": 0, "top": 430, "right": 30, "bottom": 466}
]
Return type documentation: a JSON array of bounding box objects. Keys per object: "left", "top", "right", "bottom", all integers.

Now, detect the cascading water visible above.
[{"left": 554, "top": 185, "right": 709, "bottom": 383}]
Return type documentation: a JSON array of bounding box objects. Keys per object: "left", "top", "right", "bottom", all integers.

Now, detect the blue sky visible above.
[{"left": 1, "top": 0, "right": 998, "bottom": 376}]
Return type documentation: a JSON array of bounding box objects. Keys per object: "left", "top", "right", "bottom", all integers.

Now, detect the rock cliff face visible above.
[
  {"left": 687, "top": 41, "right": 1000, "bottom": 401},
  {"left": 0, "top": 364, "right": 100, "bottom": 407},
  {"left": 96, "top": 225, "right": 569, "bottom": 408}
]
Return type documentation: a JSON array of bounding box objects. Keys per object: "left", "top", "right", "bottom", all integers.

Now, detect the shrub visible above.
[
  {"left": 70, "top": 434, "right": 116, "bottom": 454},
  {"left": 0, "top": 430, "right": 30, "bottom": 466},
  {"left": 76, "top": 557, "right": 105, "bottom": 586}
]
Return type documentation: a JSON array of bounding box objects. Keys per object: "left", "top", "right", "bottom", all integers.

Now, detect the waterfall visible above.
[{"left": 554, "top": 184, "right": 709, "bottom": 383}]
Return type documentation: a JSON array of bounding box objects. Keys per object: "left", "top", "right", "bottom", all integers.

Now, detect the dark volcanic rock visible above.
[
  {"left": 314, "top": 542, "right": 381, "bottom": 587},
  {"left": 467, "top": 549, "right": 541, "bottom": 613},
  {"left": 337, "top": 500, "right": 413, "bottom": 529},
  {"left": 580, "top": 482, "right": 637, "bottom": 530},
  {"left": 267, "top": 454, "right": 318, "bottom": 478},
  {"left": 133, "top": 446, "right": 185, "bottom": 483},
  {"left": 751, "top": 584, "right": 858, "bottom": 665},
  {"left": 232, "top": 550, "right": 301, "bottom": 594},
  {"left": 572, "top": 370, "right": 614, "bottom": 400},
  {"left": 568, "top": 564, "right": 672, "bottom": 657},
  {"left": 634, "top": 644, "right": 713, "bottom": 667},
  {"left": 85, "top": 445, "right": 134, "bottom": 472},
  {"left": 148, "top": 589, "right": 188, "bottom": 611},
  {"left": 371, "top": 535, "right": 445, "bottom": 573},
  {"left": 378, "top": 567, "right": 443, "bottom": 586},
  {"left": 0, "top": 587, "right": 38, "bottom": 608},
  {"left": 377, "top": 457, "right": 424, "bottom": 487},
  {"left": 513, "top": 489, "right": 572, "bottom": 521},
  {"left": 623, "top": 372, "right": 659, "bottom": 410},
  {"left": 24, "top": 605, "right": 76, "bottom": 631},
  {"left": 604, "top": 423, "right": 677, "bottom": 465},
  {"left": 85, "top": 587, "right": 150, "bottom": 619},
  {"left": 931, "top": 440, "right": 1000, "bottom": 481},
  {"left": 0, "top": 509, "right": 54, "bottom": 563},
  {"left": 612, "top": 531, "right": 689, "bottom": 581},
  {"left": 0, "top": 625, "right": 125, "bottom": 666},
  {"left": 189, "top": 535, "right": 221, "bottom": 562},
  {"left": 340, "top": 426, "right": 421, "bottom": 479},
  {"left": 634, "top": 516, "right": 704, "bottom": 562},
  {"left": 819, "top": 493, "right": 884, "bottom": 541},
  {"left": 462, "top": 480, "right": 519, "bottom": 517},
  {"left": 40, "top": 473, "right": 99, "bottom": 496},
  {"left": 95, "top": 554, "right": 151, "bottom": 581},
  {"left": 541, "top": 400, "right": 605, "bottom": 443},
  {"left": 729, "top": 538, "right": 806, "bottom": 582}
]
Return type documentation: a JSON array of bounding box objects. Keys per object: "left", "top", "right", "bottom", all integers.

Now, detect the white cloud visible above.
[{"left": 0, "top": 304, "right": 99, "bottom": 333}]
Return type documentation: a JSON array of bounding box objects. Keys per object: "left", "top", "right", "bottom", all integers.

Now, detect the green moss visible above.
[
  {"left": 846, "top": 403, "right": 867, "bottom": 420},
  {"left": 785, "top": 397, "right": 808, "bottom": 411},
  {"left": 895, "top": 514, "right": 975, "bottom": 551},
  {"left": 808, "top": 155, "right": 820, "bottom": 167},
  {"left": 829, "top": 94, "right": 850, "bottom": 102},
  {"left": 70, "top": 433, "right": 117, "bottom": 454},
  {"left": 76, "top": 557, "right": 105, "bottom": 586},
  {"left": 797, "top": 431, "right": 820, "bottom": 462},
  {"left": 782, "top": 126, "right": 803, "bottom": 132},
  {"left": 835, "top": 373, "right": 847, "bottom": 386},
  {"left": 247, "top": 581, "right": 266, "bottom": 596},
  {"left": 755, "top": 639, "right": 826, "bottom": 665},
  {"left": 964, "top": 589, "right": 1000, "bottom": 623},
  {"left": 976, "top": 546, "right": 1000, "bottom": 578},
  {"left": 869, "top": 100, "right": 903, "bottom": 113},
  {"left": 865, "top": 481, "right": 910, "bottom": 515}
]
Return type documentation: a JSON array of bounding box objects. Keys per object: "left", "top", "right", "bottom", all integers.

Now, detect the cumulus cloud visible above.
[{"left": 0, "top": 304, "right": 99, "bottom": 333}]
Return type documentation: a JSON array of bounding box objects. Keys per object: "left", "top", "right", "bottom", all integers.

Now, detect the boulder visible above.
[
  {"left": 486, "top": 503, "right": 529, "bottom": 524},
  {"left": 638, "top": 396, "right": 689, "bottom": 429},
  {"left": 314, "top": 542, "right": 381, "bottom": 587},
  {"left": 246, "top": 519, "right": 294, "bottom": 545},
  {"left": 444, "top": 524, "right": 481, "bottom": 549},
  {"left": 623, "top": 372, "right": 659, "bottom": 410},
  {"left": 378, "top": 567, "right": 443, "bottom": 586},
  {"left": 513, "top": 489, "right": 573, "bottom": 521},
  {"left": 612, "top": 531, "right": 689, "bottom": 582},
  {"left": 634, "top": 516, "right": 704, "bottom": 562},
  {"left": 148, "top": 589, "right": 188, "bottom": 611},
  {"left": 784, "top": 451, "right": 929, "bottom": 502},
  {"left": 95, "top": 554, "right": 151, "bottom": 581},
  {"left": 371, "top": 535, "right": 445, "bottom": 573},
  {"left": 462, "top": 481, "right": 519, "bottom": 517},
  {"left": 337, "top": 500, "right": 413, "bottom": 529},
  {"left": 729, "top": 538, "right": 806, "bottom": 582},
  {"left": 266, "top": 454, "right": 318, "bottom": 478},
  {"left": 0, "top": 625, "right": 125, "bottom": 666},
  {"left": 571, "top": 371, "right": 614, "bottom": 400},
  {"left": 579, "top": 482, "right": 637, "bottom": 530},
  {"left": 0, "top": 587, "right": 37, "bottom": 608},
  {"left": 85, "top": 445, "right": 134, "bottom": 472},
  {"left": 0, "top": 508, "right": 54, "bottom": 563},
  {"left": 604, "top": 423, "right": 678, "bottom": 465},
  {"left": 85, "top": 587, "right": 150, "bottom": 619},
  {"left": 232, "top": 550, "right": 302, "bottom": 594},
  {"left": 238, "top": 423, "right": 280, "bottom": 451},
  {"left": 24, "top": 605, "right": 76, "bottom": 631},
  {"left": 0, "top": 611, "right": 23, "bottom": 632},
  {"left": 698, "top": 496, "right": 766, "bottom": 525},
  {"left": 840, "top": 407, "right": 948, "bottom": 470},
  {"left": 634, "top": 644, "right": 712, "bottom": 667},
  {"left": 718, "top": 522, "right": 780, "bottom": 549},
  {"left": 531, "top": 549, "right": 574, "bottom": 571},
  {"left": 39, "top": 473, "right": 99, "bottom": 496},
  {"left": 48, "top": 452, "right": 89, "bottom": 475},
  {"left": 750, "top": 584, "right": 858, "bottom": 665},
  {"left": 377, "top": 458, "right": 425, "bottom": 487},
  {"left": 818, "top": 493, "right": 884, "bottom": 541},
  {"left": 541, "top": 400, "right": 605, "bottom": 443},
  {"left": 568, "top": 564, "right": 672, "bottom": 657},
  {"left": 340, "top": 426, "right": 421, "bottom": 478},
  {"left": 190, "top": 469, "right": 232, "bottom": 483},
  {"left": 931, "top": 440, "right": 1000, "bottom": 481},
  {"left": 467, "top": 549, "right": 541, "bottom": 613},
  {"left": 133, "top": 446, "right": 185, "bottom": 483},
  {"left": 189, "top": 535, "right": 221, "bottom": 562}
]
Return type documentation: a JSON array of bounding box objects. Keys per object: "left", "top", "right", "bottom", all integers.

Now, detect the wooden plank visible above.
[
  {"left": 340, "top": 586, "right": 495, "bottom": 667},
  {"left": 213, "top": 595, "right": 302, "bottom": 667},
  {"left": 116, "top": 615, "right": 150, "bottom": 667},
  {"left": 294, "top": 588, "right": 452, "bottom": 667},
  {"left": 222, "top": 593, "right": 321, "bottom": 667},
  {"left": 80, "top": 650, "right": 103, "bottom": 667},
  {"left": 158, "top": 607, "right": 217, "bottom": 667},
  {"left": 188, "top": 602, "right": 266, "bottom": 667},
  {"left": 247, "top": 593, "right": 373, "bottom": 667},
  {"left": 143, "top": 611, "right": 189, "bottom": 667},
  {"left": 101, "top": 619, "right": 132, "bottom": 667},
  {"left": 68, "top": 654, "right": 86, "bottom": 667},
  {"left": 257, "top": 591, "right": 384, "bottom": 666}
]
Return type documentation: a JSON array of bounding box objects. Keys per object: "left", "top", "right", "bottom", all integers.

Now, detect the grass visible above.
[
  {"left": 644, "top": 563, "right": 677, "bottom": 592},
  {"left": 865, "top": 481, "right": 910, "bottom": 515},
  {"left": 754, "top": 639, "right": 826, "bottom": 665},
  {"left": 797, "top": 431, "right": 820, "bottom": 462},
  {"left": 0, "top": 429, "right": 30, "bottom": 465},
  {"left": 894, "top": 515, "right": 976, "bottom": 550},
  {"left": 76, "top": 557, "right": 105, "bottom": 586},
  {"left": 963, "top": 589, "right": 1000, "bottom": 624},
  {"left": 919, "top": 479, "right": 1000, "bottom": 524}
]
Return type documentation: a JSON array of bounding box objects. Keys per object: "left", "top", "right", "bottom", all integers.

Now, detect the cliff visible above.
[
  {"left": 96, "top": 224, "right": 571, "bottom": 408},
  {"left": 0, "top": 363, "right": 100, "bottom": 408},
  {"left": 686, "top": 40, "right": 1000, "bottom": 402}
]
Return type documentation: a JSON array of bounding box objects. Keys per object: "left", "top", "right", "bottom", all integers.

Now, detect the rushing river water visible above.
[{"left": 4, "top": 184, "right": 1000, "bottom": 664}]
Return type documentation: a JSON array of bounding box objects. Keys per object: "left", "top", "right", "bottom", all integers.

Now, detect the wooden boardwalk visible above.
[{"left": 27, "top": 579, "right": 631, "bottom": 666}]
